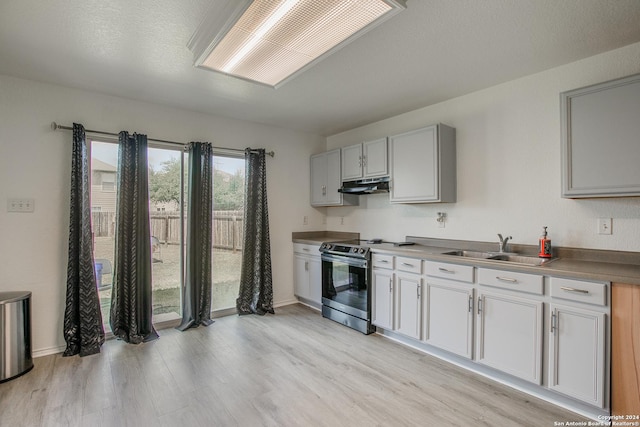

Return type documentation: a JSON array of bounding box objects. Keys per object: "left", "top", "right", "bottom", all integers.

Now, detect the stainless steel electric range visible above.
[{"left": 319, "top": 240, "right": 375, "bottom": 334}]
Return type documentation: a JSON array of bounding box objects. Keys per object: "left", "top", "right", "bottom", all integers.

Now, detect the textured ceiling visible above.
[{"left": 1, "top": 0, "right": 640, "bottom": 136}]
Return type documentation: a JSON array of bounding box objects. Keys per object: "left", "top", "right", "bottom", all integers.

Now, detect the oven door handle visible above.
[{"left": 321, "top": 253, "right": 368, "bottom": 268}]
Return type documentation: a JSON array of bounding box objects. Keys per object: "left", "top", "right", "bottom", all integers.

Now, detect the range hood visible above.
[{"left": 338, "top": 177, "right": 390, "bottom": 195}]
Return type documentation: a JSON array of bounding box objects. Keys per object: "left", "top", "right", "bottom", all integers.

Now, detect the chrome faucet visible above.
[{"left": 497, "top": 234, "right": 512, "bottom": 253}]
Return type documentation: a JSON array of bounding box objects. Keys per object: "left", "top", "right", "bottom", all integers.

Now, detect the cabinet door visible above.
[
  {"left": 396, "top": 273, "right": 422, "bottom": 340},
  {"left": 372, "top": 269, "right": 394, "bottom": 330},
  {"left": 549, "top": 304, "right": 606, "bottom": 407},
  {"left": 293, "top": 254, "right": 310, "bottom": 299},
  {"left": 389, "top": 125, "right": 438, "bottom": 202},
  {"left": 476, "top": 291, "right": 543, "bottom": 384},
  {"left": 310, "top": 153, "right": 327, "bottom": 206},
  {"left": 341, "top": 143, "right": 363, "bottom": 181},
  {"left": 308, "top": 257, "right": 322, "bottom": 305},
  {"left": 363, "top": 138, "right": 388, "bottom": 178},
  {"left": 424, "top": 281, "right": 474, "bottom": 359},
  {"left": 325, "top": 149, "right": 343, "bottom": 205}
]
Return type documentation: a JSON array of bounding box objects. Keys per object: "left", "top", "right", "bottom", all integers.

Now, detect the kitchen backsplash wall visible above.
[{"left": 325, "top": 41, "right": 640, "bottom": 252}]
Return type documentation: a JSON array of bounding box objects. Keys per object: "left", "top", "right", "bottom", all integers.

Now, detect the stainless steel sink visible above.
[
  {"left": 487, "top": 254, "right": 555, "bottom": 266},
  {"left": 442, "top": 250, "right": 496, "bottom": 259},
  {"left": 442, "top": 250, "right": 555, "bottom": 266}
]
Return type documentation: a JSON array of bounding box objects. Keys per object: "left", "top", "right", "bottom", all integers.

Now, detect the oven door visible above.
[{"left": 321, "top": 253, "right": 369, "bottom": 320}]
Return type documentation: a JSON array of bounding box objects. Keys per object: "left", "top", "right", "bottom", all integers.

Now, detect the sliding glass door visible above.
[
  {"left": 90, "top": 140, "right": 245, "bottom": 329},
  {"left": 211, "top": 155, "right": 245, "bottom": 312}
]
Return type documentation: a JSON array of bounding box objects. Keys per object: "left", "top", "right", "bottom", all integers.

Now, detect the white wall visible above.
[
  {"left": 326, "top": 42, "right": 640, "bottom": 253},
  {"left": 0, "top": 75, "right": 325, "bottom": 355}
]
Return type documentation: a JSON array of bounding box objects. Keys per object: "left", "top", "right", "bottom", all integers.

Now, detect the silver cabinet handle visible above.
[
  {"left": 477, "top": 297, "right": 483, "bottom": 314},
  {"left": 550, "top": 310, "right": 557, "bottom": 334},
  {"left": 358, "top": 155, "right": 362, "bottom": 167},
  {"left": 496, "top": 276, "right": 518, "bottom": 283},
  {"left": 302, "top": 248, "right": 310, "bottom": 252},
  {"left": 560, "top": 286, "right": 589, "bottom": 294},
  {"left": 321, "top": 185, "right": 326, "bottom": 196},
  {"left": 468, "top": 294, "right": 473, "bottom": 313},
  {"left": 401, "top": 262, "right": 414, "bottom": 267},
  {"left": 417, "top": 283, "right": 421, "bottom": 299},
  {"left": 379, "top": 259, "right": 389, "bottom": 263},
  {"left": 362, "top": 155, "right": 367, "bottom": 167},
  {"left": 438, "top": 267, "right": 454, "bottom": 273},
  {"left": 388, "top": 277, "right": 392, "bottom": 293}
]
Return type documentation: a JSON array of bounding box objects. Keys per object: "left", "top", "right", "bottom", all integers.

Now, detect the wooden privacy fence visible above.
[{"left": 92, "top": 210, "right": 243, "bottom": 252}]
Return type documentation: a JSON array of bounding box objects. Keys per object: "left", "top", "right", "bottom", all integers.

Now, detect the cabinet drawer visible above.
[
  {"left": 478, "top": 268, "right": 543, "bottom": 295},
  {"left": 425, "top": 261, "right": 474, "bottom": 283},
  {"left": 396, "top": 256, "right": 422, "bottom": 274},
  {"left": 550, "top": 277, "right": 607, "bottom": 306},
  {"left": 372, "top": 254, "right": 394, "bottom": 269},
  {"left": 293, "top": 243, "right": 320, "bottom": 255}
]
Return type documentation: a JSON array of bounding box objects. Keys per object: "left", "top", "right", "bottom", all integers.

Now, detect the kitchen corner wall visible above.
[
  {"left": 0, "top": 75, "right": 325, "bottom": 355},
  {"left": 325, "top": 42, "right": 640, "bottom": 253}
]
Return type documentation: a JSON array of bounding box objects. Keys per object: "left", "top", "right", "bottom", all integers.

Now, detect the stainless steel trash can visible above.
[{"left": 0, "top": 291, "right": 33, "bottom": 383}]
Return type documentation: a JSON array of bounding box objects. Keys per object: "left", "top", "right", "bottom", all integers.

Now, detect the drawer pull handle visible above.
[
  {"left": 496, "top": 276, "right": 518, "bottom": 283},
  {"left": 302, "top": 248, "right": 310, "bottom": 251},
  {"left": 379, "top": 259, "right": 389, "bottom": 263},
  {"left": 560, "top": 286, "right": 589, "bottom": 294},
  {"left": 438, "top": 267, "right": 454, "bottom": 273},
  {"left": 401, "top": 262, "right": 414, "bottom": 267}
]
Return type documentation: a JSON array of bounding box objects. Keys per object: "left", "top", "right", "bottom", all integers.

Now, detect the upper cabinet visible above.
[
  {"left": 341, "top": 138, "right": 388, "bottom": 181},
  {"left": 389, "top": 124, "right": 456, "bottom": 203},
  {"left": 561, "top": 73, "right": 640, "bottom": 198},
  {"left": 310, "top": 149, "right": 358, "bottom": 207}
]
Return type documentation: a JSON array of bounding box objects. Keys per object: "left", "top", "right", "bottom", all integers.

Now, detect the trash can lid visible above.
[{"left": 0, "top": 291, "right": 32, "bottom": 304}]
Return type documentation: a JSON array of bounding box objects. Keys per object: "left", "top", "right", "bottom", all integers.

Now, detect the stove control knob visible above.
[
  {"left": 351, "top": 247, "right": 358, "bottom": 253},
  {"left": 326, "top": 244, "right": 333, "bottom": 250},
  {"left": 359, "top": 248, "right": 366, "bottom": 254}
]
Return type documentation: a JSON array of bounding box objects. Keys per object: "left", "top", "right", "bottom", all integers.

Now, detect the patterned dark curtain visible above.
[
  {"left": 63, "top": 123, "right": 105, "bottom": 357},
  {"left": 109, "top": 131, "right": 159, "bottom": 343},
  {"left": 177, "top": 142, "right": 214, "bottom": 330},
  {"left": 236, "top": 148, "right": 274, "bottom": 315}
]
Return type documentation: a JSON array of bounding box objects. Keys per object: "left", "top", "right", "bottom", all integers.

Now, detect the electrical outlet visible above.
[
  {"left": 303, "top": 215, "right": 308, "bottom": 225},
  {"left": 437, "top": 212, "right": 446, "bottom": 228},
  {"left": 340, "top": 217, "right": 344, "bottom": 225},
  {"left": 7, "top": 198, "right": 35, "bottom": 213},
  {"left": 597, "top": 218, "right": 612, "bottom": 235}
]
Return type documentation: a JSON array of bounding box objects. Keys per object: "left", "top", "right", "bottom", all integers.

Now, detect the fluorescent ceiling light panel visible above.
[{"left": 189, "top": 0, "right": 406, "bottom": 87}]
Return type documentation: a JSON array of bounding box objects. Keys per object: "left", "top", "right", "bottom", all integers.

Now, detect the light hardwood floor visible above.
[{"left": 1, "top": 304, "right": 587, "bottom": 426}]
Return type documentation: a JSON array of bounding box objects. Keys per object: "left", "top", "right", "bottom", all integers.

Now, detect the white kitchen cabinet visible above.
[
  {"left": 548, "top": 277, "right": 608, "bottom": 408},
  {"left": 475, "top": 290, "right": 543, "bottom": 384},
  {"left": 549, "top": 303, "right": 606, "bottom": 407},
  {"left": 424, "top": 276, "right": 474, "bottom": 359},
  {"left": 341, "top": 138, "right": 388, "bottom": 181},
  {"left": 372, "top": 267, "right": 394, "bottom": 330},
  {"left": 293, "top": 243, "right": 321, "bottom": 305},
  {"left": 395, "top": 272, "right": 422, "bottom": 340},
  {"left": 389, "top": 124, "right": 456, "bottom": 203},
  {"left": 310, "top": 149, "right": 357, "bottom": 206},
  {"left": 561, "top": 73, "right": 640, "bottom": 198}
]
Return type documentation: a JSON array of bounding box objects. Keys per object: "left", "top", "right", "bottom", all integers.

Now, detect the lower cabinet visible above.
[
  {"left": 395, "top": 273, "right": 422, "bottom": 340},
  {"left": 475, "top": 291, "right": 543, "bottom": 384},
  {"left": 549, "top": 303, "right": 606, "bottom": 407},
  {"left": 368, "top": 252, "right": 611, "bottom": 412},
  {"left": 424, "top": 280, "right": 474, "bottom": 359},
  {"left": 372, "top": 267, "right": 394, "bottom": 330},
  {"left": 293, "top": 244, "right": 321, "bottom": 305}
]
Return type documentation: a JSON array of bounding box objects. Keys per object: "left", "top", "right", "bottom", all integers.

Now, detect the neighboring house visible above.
[{"left": 90, "top": 158, "right": 117, "bottom": 212}]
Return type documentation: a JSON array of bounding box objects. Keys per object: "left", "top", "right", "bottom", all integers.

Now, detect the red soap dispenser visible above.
[{"left": 538, "top": 226, "right": 552, "bottom": 258}]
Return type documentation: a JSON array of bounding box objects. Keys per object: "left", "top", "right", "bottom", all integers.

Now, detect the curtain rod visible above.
[{"left": 50, "top": 122, "right": 275, "bottom": 157}]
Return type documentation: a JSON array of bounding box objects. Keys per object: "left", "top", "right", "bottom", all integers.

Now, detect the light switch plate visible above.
[{"left": 7, "top": 198, "right": 35, "bottom": 213}]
